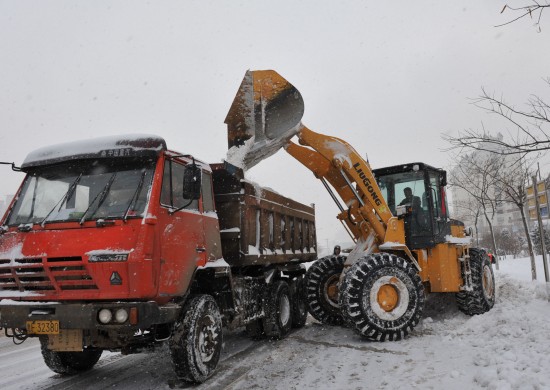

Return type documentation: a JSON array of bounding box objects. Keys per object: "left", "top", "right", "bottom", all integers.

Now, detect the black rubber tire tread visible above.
[
  {"left": 39, "top": 337, "right": 102, "bottom": 375},
  {"left": 339, "top": 252, "right": 425, "bottom": 341},
  {"left": 169, "top": 295, "right": 223, "bottom": 384},
  {"left": 262, "top": 280, "right": 293, "bottom": 339},
  {"left": 290, "top": 275, "right": 308, "bottom": 328},
  {"left": 245, "top": 319, "right": 266, "bottom": 340},
  {"left": 456, "top": 248, "right": 496, "bottom": 315},
  {"left": 305, "top": 256, "right": 346, "bottom": 326}
]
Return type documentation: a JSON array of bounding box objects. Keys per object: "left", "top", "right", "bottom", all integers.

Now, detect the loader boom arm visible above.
[
  {"left": 226, "top": 70, "right": 407, "bottom": 253},
  {"left": 286, "top": 126, "right": 394, "bottom": 246}
]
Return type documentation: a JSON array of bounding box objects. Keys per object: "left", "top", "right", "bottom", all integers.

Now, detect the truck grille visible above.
[{"left": 0, "top": 256, "right": 98, "bottom": 293}]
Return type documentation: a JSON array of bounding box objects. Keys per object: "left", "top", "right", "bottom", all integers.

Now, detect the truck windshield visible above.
[{"left": 6, "top": 159, "right": 155, "bottom": 226}]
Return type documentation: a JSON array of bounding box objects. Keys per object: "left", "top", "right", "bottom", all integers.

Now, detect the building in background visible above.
[{"left": 526, "top": 179, "right": 550, "bottom": 224}]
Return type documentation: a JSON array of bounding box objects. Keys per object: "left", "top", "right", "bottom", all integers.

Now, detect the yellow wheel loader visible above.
[{"left": 225, "top": 70, "right": 495, "bottom": 341}]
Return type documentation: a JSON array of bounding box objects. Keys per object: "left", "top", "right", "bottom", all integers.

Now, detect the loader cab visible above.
[{"left": 374, "top": 162, "right": 451, "bottom": 249}]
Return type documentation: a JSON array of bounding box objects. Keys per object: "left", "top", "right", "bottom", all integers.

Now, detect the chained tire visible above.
[
  {"left": 290, "top": 275, "right": 308, "bottom": 328},
  {"left": 306, "top": 256, "right": 345, "bottom": 326},
  {"left": 262, "top": 280, "right": 293, "bottom": 339},
  {"left": 340, "top": 252, "right": 425, "bottom": 341},
  {"left": 456, "top": 248, "right": 495, "bottom": 315},
  {"left": 40, "top": 337, "right": 102, "bottom": 375},
  {"left": 170, "top": 295, "right": 223, "bottom": 383}
]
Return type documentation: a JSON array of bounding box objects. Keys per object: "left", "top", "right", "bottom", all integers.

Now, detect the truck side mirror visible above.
[{"left": 183, "top": 165, "right": 201, "bottom": 200}]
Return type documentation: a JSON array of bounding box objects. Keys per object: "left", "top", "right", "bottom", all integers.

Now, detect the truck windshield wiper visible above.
[
  {"left": 123, "top": 170, "right": 147, "bottom": 222},
  {"left": 40, "top": 173, "right": 83, "bottom": 227},
  {"left": 79, "top": 172, "right": 117, "bottom": 225}
]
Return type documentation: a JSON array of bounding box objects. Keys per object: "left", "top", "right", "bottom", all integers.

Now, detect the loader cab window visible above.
[
  {"left": 161, "top": 159, "right": 200, "bottom": 211},
  {"left": 375, "top": 165, "right": 433, "bottom": 249},
  {"left": 375, "top": 163, "right": 451, "bottom": 249}
]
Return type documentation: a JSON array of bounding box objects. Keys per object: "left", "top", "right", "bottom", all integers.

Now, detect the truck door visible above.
[
  {"left": 200, "top": 171, "right": 223, "bottom": 262},
  {"left": 157, "top": 158, "right": 206, "bottom": 297}
]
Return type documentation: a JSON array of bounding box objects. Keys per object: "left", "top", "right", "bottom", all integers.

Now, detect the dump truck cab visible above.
[
  {"left": 373, "top": 162, "right": 452, "bottom": 250},
  {"left": 0, "top": 133, "right": 316, "bottom": 383}
]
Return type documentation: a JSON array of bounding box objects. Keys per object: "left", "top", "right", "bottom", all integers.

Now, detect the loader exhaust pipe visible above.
[{"left": 225, "top": 70, "right": 305, "bottom": 170}]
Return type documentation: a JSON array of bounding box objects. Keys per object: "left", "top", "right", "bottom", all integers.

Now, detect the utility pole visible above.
[{"left": 532, "top": 176, "right": 550, "bottom": 284}]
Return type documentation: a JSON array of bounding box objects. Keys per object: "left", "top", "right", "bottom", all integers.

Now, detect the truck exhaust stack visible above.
[{"left": 225, "top": 70, "right": 305, "bottom": 170}]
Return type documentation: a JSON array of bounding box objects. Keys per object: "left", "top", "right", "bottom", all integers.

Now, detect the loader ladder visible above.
[{"left": 458, "top": 245, "right": 473, "bottom": 292}]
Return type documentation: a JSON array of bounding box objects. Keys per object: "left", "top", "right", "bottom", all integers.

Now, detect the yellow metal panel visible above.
[
  {"left": 450, "top": 224, "right": 465, "bottom": 238},
  {"left": 426, "top": 244, "right": 462, "bottom": 292}
]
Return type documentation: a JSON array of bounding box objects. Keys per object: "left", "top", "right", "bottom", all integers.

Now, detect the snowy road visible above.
[{"left": 1, "top": 257, "right": 550, "bottom": 389}]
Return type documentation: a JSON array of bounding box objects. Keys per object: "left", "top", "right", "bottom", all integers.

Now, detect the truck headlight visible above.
[
  {"left": 98, "top": 309, "right": 113, "bottom": 324},
  {"left": 115, "top": 308, "right": 128, "bottom": 323}
]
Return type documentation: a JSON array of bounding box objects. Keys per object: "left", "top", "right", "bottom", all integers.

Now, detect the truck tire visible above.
[
  {"left": 39, "top": 337, "right": 102, "bottom": 375},
  {"left": 170, "top": 295, "right": 223, "bottom": 383},
  {"left": 290, "top": 275, "right": 308, "bottom": 328},
  {"left": 306, "top": 256, "right": 345, "bottom": 326},
  {"left": 339, "top": 253, "right": 425, "bottom": 341},
  {"left": 262, "top": 280, "right": 292, "bottom": 339},
  {"left": 456, "top": 248, "right": 495, "bottom": 315}
]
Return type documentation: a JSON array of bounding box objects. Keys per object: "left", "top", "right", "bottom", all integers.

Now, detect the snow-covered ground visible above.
[{"left": 1, "top": 256, "right": 549, "bottom": 389}]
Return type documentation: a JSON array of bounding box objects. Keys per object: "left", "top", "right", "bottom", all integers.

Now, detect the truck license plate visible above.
[{"left": 26, "top": 320, "right": 60, "bottom": 335}]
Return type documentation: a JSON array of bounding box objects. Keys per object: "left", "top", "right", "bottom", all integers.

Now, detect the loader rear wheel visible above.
[
  {"left": 456, "top": 248, "right": 495, "bottom": 315},
  {"left": 170, "top": 295, "right": 223, "bottom": 383},
  {"left": 39, "top": 337, "right": 102, "bottom": 375},
  {"left": 306, "top": 256, "right": 345, "bottom": 326},
  {"left": 290, "top": 275, "right": 308, "bottom": 328},
  {"left": 340, "top": 253, "right": 425, "bottom": 341}
]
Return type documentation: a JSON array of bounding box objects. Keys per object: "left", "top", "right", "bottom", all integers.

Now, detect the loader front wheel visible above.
[
  {"left": 170, "top": 295, "right": 223, "bottom": 383},
  {"left": 456, "top": 248, "right": 495, "bottom": 315},
  {"left": 306, "top": 256, "right": 345, "bottom": 326},
  {"left": 340, "top": 253, "right": 424, "bottom": 341},
  {"left": 39, "top": 337, "right": 102, "bottom": 375}
]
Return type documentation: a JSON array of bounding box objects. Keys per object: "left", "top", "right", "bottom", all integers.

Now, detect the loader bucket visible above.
[{"left": 225, "top": 70, "right": 304, "bottom": 170}]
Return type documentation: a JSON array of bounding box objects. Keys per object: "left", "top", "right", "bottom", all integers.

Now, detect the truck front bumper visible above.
[{"left": 0, "top": 301, "right": 181, "bottom": 331}]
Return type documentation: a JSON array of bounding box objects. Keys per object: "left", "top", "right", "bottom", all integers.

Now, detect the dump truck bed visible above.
[{"left": 211, "top": 162, "right": 317, "bottom": 267}]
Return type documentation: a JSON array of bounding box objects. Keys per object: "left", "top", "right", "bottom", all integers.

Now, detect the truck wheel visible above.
[
  {"left": 290, "top": 275, "right": 308, "bottom": 328},
  {"left": 245, "top": 319, "right": 265, "bottom": 340},
  {"left": 306, "top": 256, "right": 345, "bottom": 325},
  {"left": 456, "top": 248, "right": 495, "bottom": 315},
  {"left": 262, "top": 280, "right": 292, "bottom": 339},
  {"left": 170, "top": 295, "right": 223, "bottom": 383},
  {"left": 339, "top": 253, "right": 425, "bottom": 341},
  {"left": 39, "top": 337, "right": 102, "bottom": 375}
]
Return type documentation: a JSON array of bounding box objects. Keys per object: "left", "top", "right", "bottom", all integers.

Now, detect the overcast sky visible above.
[{"left": 1, "top": 1, "right": 549, "bottom": 249}]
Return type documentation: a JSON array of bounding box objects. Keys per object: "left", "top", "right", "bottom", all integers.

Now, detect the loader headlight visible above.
[
  {"left": 98, "top": 309, "right": 113, "bottom": 324},
  {"left": 115, "top": 308, "right": 129, "bottom": 323}
]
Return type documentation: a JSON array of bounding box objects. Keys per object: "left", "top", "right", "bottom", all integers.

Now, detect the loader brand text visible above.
[{"left": 353, "top": 162, "right": 382, "bottom": 206}]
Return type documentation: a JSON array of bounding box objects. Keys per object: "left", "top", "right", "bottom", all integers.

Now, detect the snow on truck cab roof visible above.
[{"left": 21, "top": 134, "right": 167, "bottom": 170}]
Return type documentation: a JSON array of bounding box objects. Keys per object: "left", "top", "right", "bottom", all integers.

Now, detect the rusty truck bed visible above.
[{"left": 211, "top": 162, "right": 317, "bottom": 267}]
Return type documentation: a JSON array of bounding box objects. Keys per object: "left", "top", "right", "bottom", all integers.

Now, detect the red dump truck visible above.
[{"left": 0, "top": 134, "right": 317, "bottom": 383}]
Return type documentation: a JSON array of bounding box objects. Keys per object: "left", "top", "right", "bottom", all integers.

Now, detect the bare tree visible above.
[
  {"left": 450, "top": 151, "right": 504, "bottom": 269},
  {"left": 444, "top": 81, "right": 550, "bottom": 156},
  {"left": 495, "top": 156, "right": 538, "bottom": 279},
  {"left": 498, "top": 2, "right": 550, "bottom": 31}
]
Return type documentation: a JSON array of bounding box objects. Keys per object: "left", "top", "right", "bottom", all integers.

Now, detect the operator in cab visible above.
[{"left": 399, "top": 187, "right": 421, "bottom": 209}]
